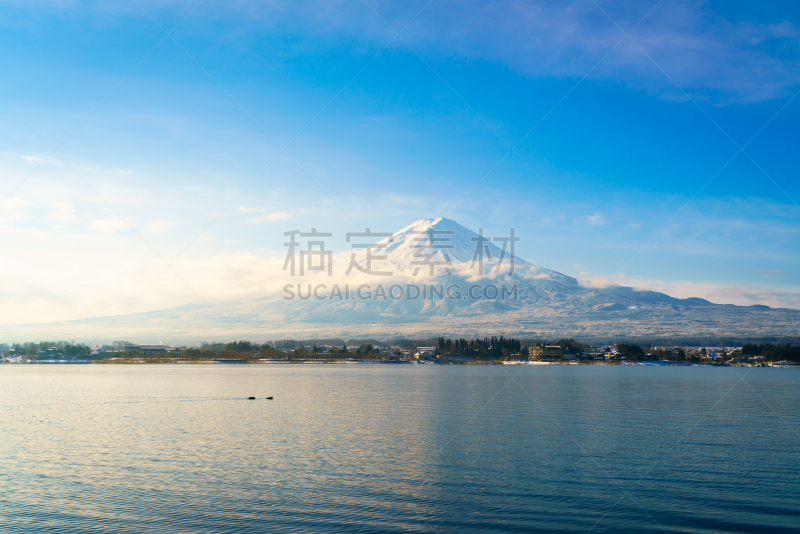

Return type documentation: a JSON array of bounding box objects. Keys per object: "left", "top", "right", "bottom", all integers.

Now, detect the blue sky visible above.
[{"left": 1, "top": 0, "right": 799, "bottom": 325}]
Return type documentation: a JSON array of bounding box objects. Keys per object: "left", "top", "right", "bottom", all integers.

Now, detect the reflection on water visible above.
[{"left": 1, "top": 365, "right": 798, "bottom": 533}]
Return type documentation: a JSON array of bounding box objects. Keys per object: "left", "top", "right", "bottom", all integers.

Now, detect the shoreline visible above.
[{"left": 2, "top": 359, "right": 796, "bottom": 368}]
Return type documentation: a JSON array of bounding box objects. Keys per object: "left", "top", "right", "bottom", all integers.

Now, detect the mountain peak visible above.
[
  {"left": 349, "top": 217, "right": 529, "bottom": 275},
  {"left": 396, "top": 216, "right": 453, "bottom": 232}
]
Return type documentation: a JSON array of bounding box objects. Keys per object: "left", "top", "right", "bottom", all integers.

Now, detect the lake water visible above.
[{"left": 1, "top": 364, "right": 799, "bottom": 533}]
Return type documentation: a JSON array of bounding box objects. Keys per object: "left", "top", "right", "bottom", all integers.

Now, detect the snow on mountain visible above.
[
  {"left": 370, "top": 217, "right": 522, "bottom": 271},
  {"left": 322, "top": 217, "right": 573, "bottom": 284}
]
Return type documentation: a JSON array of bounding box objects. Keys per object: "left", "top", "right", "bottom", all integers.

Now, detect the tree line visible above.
[
  {"left": 741, "top": 343, "right": 800, "bottom": 362},
  {"left": 6, "top": 341, "right": 91, "bottom": 357},
  {"left": 436, "top": 336, "right": 523, "bottom": 356}
]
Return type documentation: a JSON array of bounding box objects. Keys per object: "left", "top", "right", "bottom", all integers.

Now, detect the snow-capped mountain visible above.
[
  {"left": 351, "top": 217, "right": 528, "bottom": 274},
  {"left": 303, "top": 217, "right": 574, "bottom": 284},
  {"left": 8, "top": 218, "right": 800, "bottom": 343},
  {"left": 276, "top": 217, "right": 582, "bottom": 321}
]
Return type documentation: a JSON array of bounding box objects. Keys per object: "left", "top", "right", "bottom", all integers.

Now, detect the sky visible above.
[{"left": 1, "top": 0, "right": 799, "bottom": 330}]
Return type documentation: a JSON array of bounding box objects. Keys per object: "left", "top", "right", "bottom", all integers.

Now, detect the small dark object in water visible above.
[
  {"left": 247, "top": 396, "right": 256, "bottom": 400},
  {"left": 266, "top": 396, "right": 274, "bottom": 400}
]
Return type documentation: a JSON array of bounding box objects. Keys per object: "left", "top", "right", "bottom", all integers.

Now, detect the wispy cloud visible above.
[
  {"left": 394, "top": 0, "right": 800, "bottom": 103},
  {"left": 586, "top": 213, "right": 605, "bottom": 226},
  {"left": 148, "top": 220, "right": 178, "bottom": 234},
  {"left": 90, "top": 217, "right": 130, "bottom": 234},
  {"left": 0, "top": 198, "right": 32, "bottom": 225},
  {"left": 0, "top": 198, "right": 32, "bottom": 211},
  {"left": 47, "top": 202, "right": 77, "bottom": 222},
  {"left": 753, "top": 267, "right": 787, "bottom": 279},
  {"left": 753, "top": 268, "right": 786, "bottom": 274},
  {"left": 15, "top": 0, "right": 797, "bottom": 103},
  {"left": 246, "top": 211, "right": 289, "bottom": 223},
  {"left": 165, "top": 0, "right": 800, "bottom": 104}
]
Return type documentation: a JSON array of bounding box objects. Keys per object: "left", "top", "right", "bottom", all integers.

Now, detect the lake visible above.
[{"left": 1, "top": 364, "right": 798, "bottom": 533}]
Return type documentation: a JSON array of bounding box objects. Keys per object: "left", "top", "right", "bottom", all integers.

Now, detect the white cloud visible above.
[
  {"left": 184, "top": 0, "right": 800, "bottom": 104},
  {"left": 246, "top": 211, "right": 289, "bottom": 223},
  {"left": 91, "top": 217, "right": 130, "bottom": 234},
  {"left": 148, "top": 220, "right": 178, "bottom": 234},
  {"left": 0, "top": 198, "right": 32, "bottom": 211},
  {"left": 0, "top": 243, "right": 293, "bottom": 327},
  {"left": 29, "top": 1, "right": 800, "bottom": 103},
  {"left": 47, "top": 202, "right": 77, "bottom": 222},
  {"left": 703, "top": 286, "right": 800, "bottom": 310},
  {"left": 586, "top": 213, "right": 605, "bottom": 226},
  {"left": 19, "top": 153, "right": 64, "bottom": 167},
  {"left": 0, "top": 198, "right": 33, "bottom": 225},
  {"left": 237, "top": 206, "right": 261, "bottom": 212},
  {"left": 752, "top": 268, "right": 786, "bottom": 277},
  {"left": 411, "top": 0, "right": 800, "bottom": 103}
]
